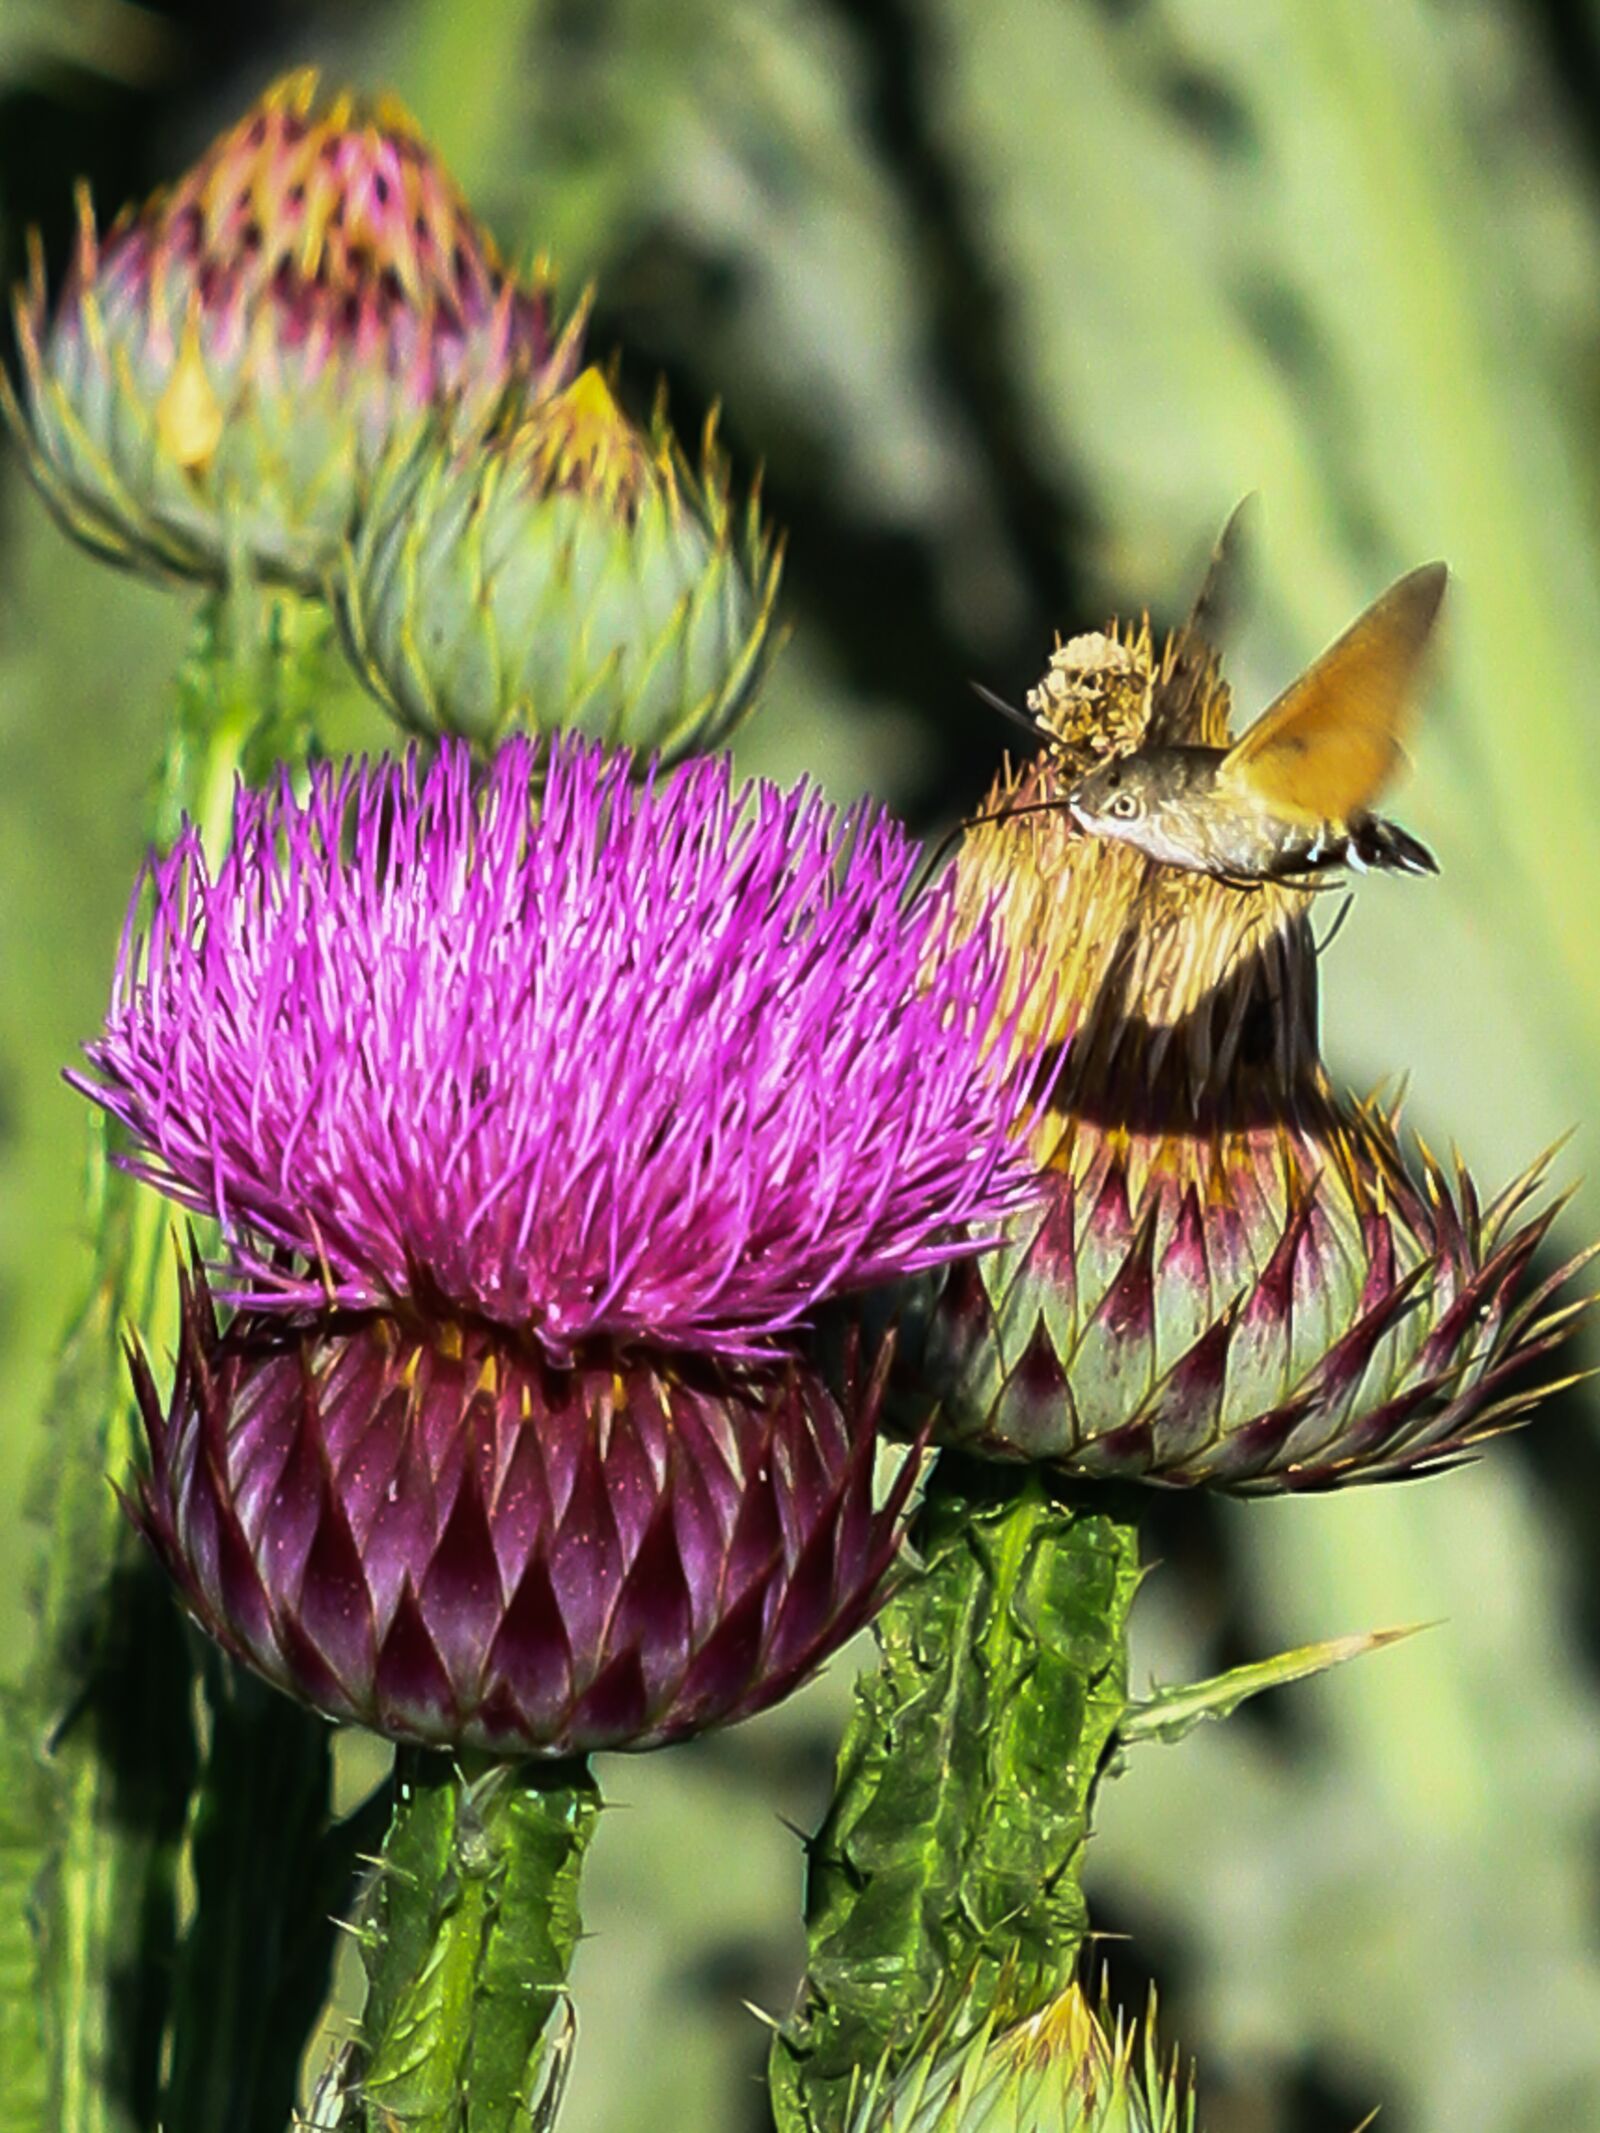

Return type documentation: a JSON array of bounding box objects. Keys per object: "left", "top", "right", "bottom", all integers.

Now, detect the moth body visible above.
[
  {"left": 1028, "top": 548, "right": 1448, "bottom": 889},
  {"left": 1067, "top": 746, "right": 1437, "bottom": 882}
]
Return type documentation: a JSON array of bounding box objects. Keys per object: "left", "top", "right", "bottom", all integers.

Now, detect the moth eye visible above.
[{"left": 1110, "top": 792, "right": 1138, "bottom": 820}]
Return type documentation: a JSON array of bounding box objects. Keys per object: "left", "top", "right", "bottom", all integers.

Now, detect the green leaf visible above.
[
  {"left": 0, "top": 1693, "right": 52, "bottom": 2132},
  {"left": 159, "top": 1662, "right": 348, "bottom": 2133},
  {"left": 13, "top": 584, "right": 369, "bottom": 2133},
  {"left": 1118, "top": 1624, "right": 1427, "bottom": 1748},
  {"left": 24, "top": 1194, "right": 198, "bottom": 2133}
]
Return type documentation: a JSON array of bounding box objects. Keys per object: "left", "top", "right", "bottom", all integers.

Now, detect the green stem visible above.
[
  {"left": 771, "top": 1457, "right": 1143, "bottom": 2133},
  {"left": 7, "top": 583, "right": 342, "bottom": 2133},
  {"left": 159, "top": 1666, "right": 370, "bottom": 2133},
  {"left": 350, "top": 1752, "right": 600, "bottom": 2133}
]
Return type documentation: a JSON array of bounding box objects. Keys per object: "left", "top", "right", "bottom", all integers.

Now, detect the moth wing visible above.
[
  {"left": 1220, "top": 562, "right": 1447, "bottom": 825},
  {"left": 1147, "top": 495, "right": 1257, "bottom": 746}
]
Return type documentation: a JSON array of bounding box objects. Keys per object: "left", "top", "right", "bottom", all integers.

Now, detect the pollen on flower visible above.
[
  {"left": 75, "top": 735, "right": 1041, "bottom": 1361},
  {"left": 1027, "top": 623, "right": 1155, "bottom": 759}
]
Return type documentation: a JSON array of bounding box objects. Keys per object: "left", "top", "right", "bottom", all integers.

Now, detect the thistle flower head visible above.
[
  {"left": 338, "top": 365, "right": 781, "bottom": 759},
  {"left": 898, "top": 612, "right": 1590, "bottom": 1490},
  {"left": 78, "top": 736, "right": 1035, "bottom": 1360},
  {"left": 85, "top": 735, "right": 1038, "bottom": 1750},
  {"left": 6, "top": 70, "right": 580, "bottom": 586}
]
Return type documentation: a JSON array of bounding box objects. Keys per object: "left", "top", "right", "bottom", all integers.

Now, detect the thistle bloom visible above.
[
  {"left": 6, "top": 71, "right": 579, "bottom": 588},
  {"left": 898, "top": 618, "right": 1589, "bottom": 1491},
  {"left": 339, "top": 366, "right": 781, "bottom": 761},
  {"left": 77, "top": 737, "right": 1039, "bottom": 1750}
]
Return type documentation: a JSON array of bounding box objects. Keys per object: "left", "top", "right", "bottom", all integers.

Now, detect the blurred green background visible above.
[{"left": 6, "top": 1, "right": 1600, "bottom": 2127}]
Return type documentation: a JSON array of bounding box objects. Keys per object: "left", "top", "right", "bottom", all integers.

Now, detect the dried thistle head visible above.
[{"left": 899, "top": 599, "right": 1589, "bottom": 1490}]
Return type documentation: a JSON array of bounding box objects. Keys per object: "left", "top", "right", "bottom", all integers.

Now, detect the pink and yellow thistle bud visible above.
[
  {"left": 846, "top": 1985, "right": 1193, "bottom": 2133},
  {"left": 74, "top": 738, "right": 1041, "bottom": 1752},
  {"left": 900, "top": 617, "right": 1591, "bottom": 1491},
  {"left": 338, "top": 364, "right": 782, "bottom": 759},
  {"left": 5, "top": 70, "right": 581, "bottom": 588}
]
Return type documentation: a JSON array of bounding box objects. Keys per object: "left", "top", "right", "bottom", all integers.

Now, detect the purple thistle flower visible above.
[
  {"left": 77, "top": 736, "right": 1038, "bottom": 1361},
  {"left": 74, "top": 736, "right": 1045, "bottom": 1754}
]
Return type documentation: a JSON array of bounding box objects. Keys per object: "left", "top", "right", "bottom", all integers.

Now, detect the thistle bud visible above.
[
  {"left": 846, "top": 1986, "right": 1193, "bottom": 2133},
  {"left": 76, "top": 738, "right": 1041, "bottom": 1750},
  {"left": 901, "top": 616, "right": 1590, "bottom": 1491},
  {"left": 6, "top": 71, "right": 579, "bottom": 587},
  {"left": 338, "top": 366, "right": 782, "bottom": 758}
]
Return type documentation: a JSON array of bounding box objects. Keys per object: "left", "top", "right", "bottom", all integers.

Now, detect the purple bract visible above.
[
  {"left": 132, "top": 1263, "right": 910, "bottom": 1754},
  {"left": 77, "top": 736, "right": 1041, "bottom": 1360}
]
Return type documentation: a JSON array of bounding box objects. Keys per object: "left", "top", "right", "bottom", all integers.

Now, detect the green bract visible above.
[
  {"left": 338, "top": 366, "right": 783, "bottom": 757},
  {"left": 842, "top": 1989, "right": 1194, "bottom": 2133}
]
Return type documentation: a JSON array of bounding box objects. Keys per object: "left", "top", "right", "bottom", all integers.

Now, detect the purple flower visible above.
[
  {"left": 78, "top": 736, "right": 1037, "bottom": 1360},
  {"left": 79, "top": 736, "right": 1043, "bottom": 1753}
]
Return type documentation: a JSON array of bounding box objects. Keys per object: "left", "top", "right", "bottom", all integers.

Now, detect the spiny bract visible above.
[
  {"left": 6, "top": 70, "right": 580, "bottom": 587},
  {"left": 896, "top": 611, "right": 1590, "bottom": 1490},
  {"left": 339, "top": 365, "right": 782, "bottom": 761}
]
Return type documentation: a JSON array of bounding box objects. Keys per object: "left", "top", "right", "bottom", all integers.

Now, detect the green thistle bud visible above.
[
  {"left": 4, "top": 69, "right": 581, "bottom": 588},
  {"left": 900, "top": 615, "right": 1592, "bottom": 1491},
  {"left": 338, "top": 365, "right": 783, "bottom": 757},
  {"left": 845, "top": 1987, "right": 1194, "bottom": 2133}
]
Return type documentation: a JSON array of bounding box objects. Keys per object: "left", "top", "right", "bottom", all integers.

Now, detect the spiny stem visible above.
[
  {"left": 771, "top": 1456, "right": 1142, "bottom": 2133},
  {"left": 347, "top": 1752, "right": 600, "bottom": 2133}
]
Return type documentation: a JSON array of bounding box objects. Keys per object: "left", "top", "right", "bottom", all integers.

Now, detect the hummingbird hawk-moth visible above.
[{"left": 980, "top": 510, "right": 1447, "bottom": 889}]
